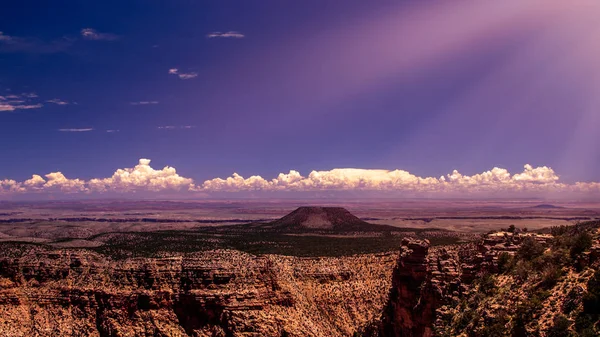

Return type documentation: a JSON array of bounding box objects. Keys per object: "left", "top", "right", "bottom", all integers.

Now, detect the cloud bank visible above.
[{"left": 1, "top": 159, "right": 600, "bottom": 198}]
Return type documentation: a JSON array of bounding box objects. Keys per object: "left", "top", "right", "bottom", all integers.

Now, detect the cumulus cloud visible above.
[
  {"left": 0, "top": 179, "right": 24, "bottom": 193},
  {"left": 194, "top": 164, "right": 596, "bottom": 196},
  {"left": 42, "top": 172, "right": 87, "bottom": 193},
  {"left": 206, "top": 31, "right": 245, "bottom": 39},
  {"left": 1, "top": 160, "right": 600, "bottom": 197},
  {"left": 58, "top": 128, "right": 93, "bottom": 132},
  {"left": 80, "top": 28, "right": 118, "bottom": 41},
  {"left": 88, "top": 159, "right": 193, "bottom": 192},
  {"left": 168, "top": 68, "right": 198, "bottom": 80},
  {"left": 23, "top": 175, "right": 45, "bottom": 190}
]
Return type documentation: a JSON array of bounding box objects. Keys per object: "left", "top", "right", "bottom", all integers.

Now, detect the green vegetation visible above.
[
  {"left": 443, "top": 221, "right": 600, "bottom": 336},
  {"left": 68, "top": 227, "right": 462, "bottom": 259},
  {"left": 547, "top": 315, "right": 572, "bottom": 337}
]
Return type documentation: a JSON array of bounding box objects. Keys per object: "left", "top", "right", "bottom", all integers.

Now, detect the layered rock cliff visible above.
[{"left": 0, "top": 247, "right": 395, "bottom": 337}]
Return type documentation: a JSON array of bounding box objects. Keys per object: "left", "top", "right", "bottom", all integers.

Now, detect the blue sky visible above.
[{"left": 1, "top": 0, "right": 600, "bottom": 198}]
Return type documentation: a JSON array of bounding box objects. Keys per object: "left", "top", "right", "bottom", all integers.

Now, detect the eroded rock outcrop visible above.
[
  {"left": 373, "top": 232, "right": 556, "bottom": 336},
  {"left": 0, "top": 248, "right": 395, "bottom": 337}
]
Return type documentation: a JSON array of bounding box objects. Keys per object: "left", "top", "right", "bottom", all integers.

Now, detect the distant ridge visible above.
[
  {"left": 266, "top": 206, "right": 398, "bottom": 232},
  {"left": 532, "top": 204, "right": 564, "bottom": 209}
]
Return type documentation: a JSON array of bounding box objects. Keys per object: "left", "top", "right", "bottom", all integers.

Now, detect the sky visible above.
[{"left": 1, "top": 0, "right": 600, "bottom": 199}]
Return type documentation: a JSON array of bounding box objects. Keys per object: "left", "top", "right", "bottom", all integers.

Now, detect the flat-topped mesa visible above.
[{"left": 268, "top": 206, "right": 396, "bottom": 232}]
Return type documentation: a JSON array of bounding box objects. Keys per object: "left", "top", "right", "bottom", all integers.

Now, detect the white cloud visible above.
[
  {"left": 80, "top": 28, "right": 118, "bottom": 41},
  {"left": 14, "top": 104, "right": 43, "bottom": 109},
  {"left": 106, "top": 129, "right": 119, "bottom": 133},
  {"left": 43, "top": 172, "right": 87, "bottom": 193},
  {"left": 194, "top": 164, "right": 594, "bottom": 196},
  {"left": 88, "top": 159, "right": 193, "bottom": 192},
  {"left": 206, "top": 31, "right": 245, "bottom": 39},
  {"left": 0, "top": 103, "right": 43, "bottom": 111},
  {"left": 168, "top": 68, "right": 198, "bottom": 80},
  {"left": 0, "top": 179, "right": 24, "bottom": 193},
  {"left": 130, "top": 101, "right": 159, "bottom": 105},
  {"left": 1, "top": 160, "right": 600, "bottom": 197},
  {"left": 24, "top": 175, "right": 45, "bottom": 190},
  {"left": 58, "top": 128, "right": 93, "bottom": 132},
  {"left": 46, "top": 99, "right": 69, "bottom": 105},
  {"left": 0, "top": 92, "right": 57, "bottom": 111},
  {"left": 0, "top": 104, "right": 15, "bottom": 111}
]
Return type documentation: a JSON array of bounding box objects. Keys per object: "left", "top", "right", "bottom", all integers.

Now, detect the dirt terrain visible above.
[{"left": 1, "top": 201, "right": 600, "bottom": 336}]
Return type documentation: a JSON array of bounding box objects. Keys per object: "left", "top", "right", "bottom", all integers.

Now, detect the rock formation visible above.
[
  {"left": 263, "top": 207, "right": 398, "bottom": 232},
  {"left": 0, "top": 247, "right": 395, "bottom": 336}
]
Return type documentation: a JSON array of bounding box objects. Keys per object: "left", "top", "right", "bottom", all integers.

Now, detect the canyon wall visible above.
[{"left": 0, "top": 248, "right": 395, "bottom": 337}]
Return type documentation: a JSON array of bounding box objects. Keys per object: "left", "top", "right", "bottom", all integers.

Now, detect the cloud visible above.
[
  {"left": 0, "top": 103, "right": 43, "bottom": 111},
  {"left": 0, "top": 92, "right": 62, "bottom": 111},
  {"left": 194, "top": 165, "right": 583, "bottom": 196},
  {"left": 42, "top": 172, "right": 87, "bottom": 193},
  {"left": 106, "top": 129, "right": 119, "bottom": 133},
  {"left": 158, "top": 125, "right": 196, "bottom": 130},
  {"left": 130, "top": 101, "right": 159, "bottom": 105},
  {"left": 80, "top": 28, "right": 118, "bottom": 41},
  {"left": 23, "top": 175, "right": 45, "bottom": 190},
  {"left": 206, "top": 31, "right": 245, "bottom": 39},
  {"left": 0, "top": 104, "right": 15, "bottom": 112},
  {"left": 1, "top": 160, "right": 600, "bottom": 197},
  {"left": 0, "top": 32, "right": 73, "bottom": 54},
  {"left": 87, "top": 159, "right": 193, "bottom": 192},
  {"left": 0, "top": 32, "right": 12, "bottom": 42},
  {"left": 0, "top": 179, "right": 24, "bottom": 193},
  {"left": 46, "top": 99, "right": 69, "bottom": 105},
  {"left": 58, "top": 128, "right": 93, "bottom": 132},
  {"left": 168, "top": 68, "right": 198, "bottom": 80}
]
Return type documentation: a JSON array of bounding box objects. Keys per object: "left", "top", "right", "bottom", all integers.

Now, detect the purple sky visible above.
[{"left": 1, "top": 0, "right": 600, "bottom": 198}]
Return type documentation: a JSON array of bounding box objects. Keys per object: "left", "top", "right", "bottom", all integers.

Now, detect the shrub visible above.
[
  {"left": 547, "top": 315, "right": 572, "bottom": 337},
  {"left": 540, "top": 265, "right": 563, "bottom": 289},
  {"left": 570, "top": 231, "right": 593, "bottom": 259},
  {"left": 497, "top": 252, "right": 513, "bottom": 273},
  {"left": 518, "top": 237, "right": 545, "bottom": 261},
  {"left": 563, "top": 288, "right": 582, "bottom": 314},
  {"left": 583, "top": 270, "right": 600, "bottom": 315},
  {"left": 478, "top": 273, "right": 497, "bottom": 295},
  {"left": 514, "top": 260, "right": 532, "bottom": 282}
]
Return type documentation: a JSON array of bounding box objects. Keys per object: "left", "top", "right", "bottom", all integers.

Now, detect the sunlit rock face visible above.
[{"left": 0, "top": 248, "right": 396, "bottom": 336}]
